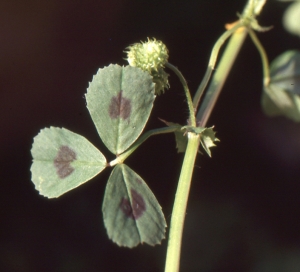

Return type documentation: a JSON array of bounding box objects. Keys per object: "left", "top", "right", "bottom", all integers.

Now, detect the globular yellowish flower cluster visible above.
[{"left": 125, "top": 38, "right": 170, "bottom": 95}]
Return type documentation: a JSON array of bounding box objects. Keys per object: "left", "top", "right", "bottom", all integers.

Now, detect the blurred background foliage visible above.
[{"left": 2, "top": 0, "right": 300, "bottom": 271}]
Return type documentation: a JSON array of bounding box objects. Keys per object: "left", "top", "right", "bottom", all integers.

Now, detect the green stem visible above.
[
  {"left": 193, "top": 21, "right": 244, "bottom": 110},
  {"left": 248, "top": 28, "right": 270, "bottom": 86},
  {"left": 166, "top": 62, "right": 196, "bottom": 127},
  {"left": 164, "top": 133, "right": 200, "bottom": 272},
  {"left": 164, "top": 1, "right": 268, "bottom": 271},
  {"left": 109, "top": 126, "right": 179, "bottom": 166},
  {"left": 197, "top": 27, "right": 248, "bottom": 126},
  {"left": 196, "top": 0, "right": 270, "bottom": 125},
  {"left": 242, "top": 0, "right": 267, "bottom": 17},
  {"left": 164, "top": 4, "right": 262, "bottom": 272}
]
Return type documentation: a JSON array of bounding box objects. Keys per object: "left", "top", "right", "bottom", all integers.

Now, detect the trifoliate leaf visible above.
[
  {"left": 86, "top": 64, "right": 155, "bottom": 155},
  {"left": 102, "top": 164, "right": 166, "bottom": 248},
  {"left": 30, "top": 127, "right": 107, "bottom": 198},
  {"left": 261, "top": 50, "right": 300, "bottom": 121}
]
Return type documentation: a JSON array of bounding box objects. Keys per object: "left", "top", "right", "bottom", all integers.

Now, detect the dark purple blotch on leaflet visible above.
[
  {"left": 108, "top": 90, "right": 131, "bottom": 120},
  {"left": 120, "top": 189, "right": 146, "bottom": 219},
  {"left": 54, "top": 145, "right": 77, "bottom": 179}
]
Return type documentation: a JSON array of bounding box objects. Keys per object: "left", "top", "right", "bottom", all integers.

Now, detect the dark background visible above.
[{"left": 2, "top": 0, "right": 300, "bottom": 271}]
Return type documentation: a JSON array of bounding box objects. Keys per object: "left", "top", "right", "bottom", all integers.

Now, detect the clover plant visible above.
[{"left": 30, "top": 0, "right": 300, "bottom": 271}]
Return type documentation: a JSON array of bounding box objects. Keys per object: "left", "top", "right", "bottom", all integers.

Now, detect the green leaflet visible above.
[
  {"left": 86, "top": 64, "right": 155, "bottom": 155},
  {"left": 31, "top": 127, "right": 107, "bottom": 198},
  {"left": 262, "top": 50, "right": 300, "bottom": 121},
  {"left": 102, "top": 164, "right": 166, "bottom": 248},
  {"left": 270, "top": 50, "right": 300, "bottom": 94}
]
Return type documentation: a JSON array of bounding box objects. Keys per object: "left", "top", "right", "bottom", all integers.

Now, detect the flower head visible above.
[
  {"left": 125, "top": 38, "right": 170, "bottom": 95},
  {"left": 151, "top": 68, "right": 170, "bottom": 95},
  {"left": 126, "top": 38, "right": 169, "bottom": 71}
]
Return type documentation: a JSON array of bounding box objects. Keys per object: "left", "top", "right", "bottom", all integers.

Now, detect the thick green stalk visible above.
[
  {"left": 193, "top": 22, "right": 244, "bottom": 110},
  {"left": 197, "top": 27, "right": 248, "bottom": 126},
  {"left": 164, "top": 133, "right": 200, "bottom": 272},
  {"left": 196, "top": 0, "right": 268, "bottom": 125},
  {"left": 164, "top": 1, "right": 267, "bottom": 271},
  {"left": 164, "top": 32, "right": 247, "bottom": 271}
]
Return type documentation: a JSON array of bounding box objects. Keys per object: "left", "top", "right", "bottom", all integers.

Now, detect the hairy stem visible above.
[
  {"left": 164, "top": 29, "right": 248, "bottom": 272},
  {"left": 164, "top": 0, "right": 267, "bottom": 270},
  {"left": 166, "top": 62, "right": 196, "bottom": 126}
]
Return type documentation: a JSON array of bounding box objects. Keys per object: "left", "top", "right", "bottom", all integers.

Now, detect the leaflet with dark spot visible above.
[
  {"left": 54, "top": 145, "right": 76, "bottom": 179},
  {"left": 109, "top": 90, "right": 131, "bottom": 120},
  {"left": 120, "top": 189, "right": 146, "bottom": 219}
]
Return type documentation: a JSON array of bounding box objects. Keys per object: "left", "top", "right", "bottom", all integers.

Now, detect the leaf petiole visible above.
[
  {"left": 248, "top": 28, "right": 271, "bottom": 86},
  {"left": 109, "top": 126, "right": 179, "bottom": 167}
]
